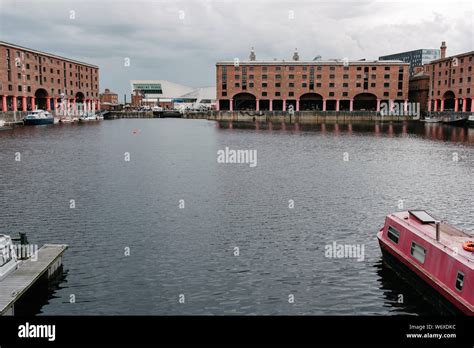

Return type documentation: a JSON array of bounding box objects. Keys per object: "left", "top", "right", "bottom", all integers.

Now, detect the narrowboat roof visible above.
[{"left": 390, "top": 211, "right": 474, "bottom": 266}]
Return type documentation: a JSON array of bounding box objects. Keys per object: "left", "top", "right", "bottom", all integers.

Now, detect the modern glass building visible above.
[{"left": 379, "top": 49, "right": 440, "bottom": 76}]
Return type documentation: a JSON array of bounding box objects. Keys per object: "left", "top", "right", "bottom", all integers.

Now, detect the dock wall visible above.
[{"left": 185, "top": 110, "right": 415, "bottom": 124}]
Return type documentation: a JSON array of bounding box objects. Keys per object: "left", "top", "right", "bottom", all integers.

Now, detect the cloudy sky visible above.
[{"left": 0, "top": 0, "right": 472, "bottom": 102}]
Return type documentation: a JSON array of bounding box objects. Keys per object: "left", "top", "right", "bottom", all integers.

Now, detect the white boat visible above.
[
  {"left": 79, "top": 111, "right": 100, "bottom": 122},
  {"left": 0, "top": 234, "right": 20, "bottom": 281},
  {"left": 422, "top": 117, "right": 440, "bottom": 123},
  {"left": 467, "top": 115, "right": 474, "bottom": 127},
  {"left": 58, "top": 116, "right": 76, "bottom": 123},
  {"left": 23, "top": 110, "right": 54, "bottom": 125}
]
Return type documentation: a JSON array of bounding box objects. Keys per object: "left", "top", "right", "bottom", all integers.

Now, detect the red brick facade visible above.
[
  {"left": 424, "top": 51, "right": 474, "bottom": 112},
  {"left": 216, "top": 60, "right": 410, "bottom": 112},
  {"left": 100, "top": 88, "right": 119, "bottom": 110},
  {"left": 0, "top": 41, "right": 99, "bottom": 112},
  {"left": 409, "top": 73, "right": 430, "bottom": 114}
]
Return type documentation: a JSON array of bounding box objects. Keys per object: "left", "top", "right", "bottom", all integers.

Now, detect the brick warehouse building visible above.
[
  {"left": 0, "top": 41, "right": 99, "bottom": 112},
  {"left": 409, "top": 67, "right": 430, "bottom": 114},
  {"left": 216, "top": 50, "right": 410, "bottom": 112},
  {"left": 423, "top": 43, "right": 474, "bottom": 113},
  {"left": 99, "top": 88, "right": 119, "bottom": 111}
]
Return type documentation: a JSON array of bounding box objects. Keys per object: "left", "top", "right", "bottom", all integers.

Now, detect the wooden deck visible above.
[{"left": 0, "top": 244, "right": 68, "bottom": 315}]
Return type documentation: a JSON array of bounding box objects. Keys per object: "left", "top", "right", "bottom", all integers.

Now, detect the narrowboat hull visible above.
[
  {"left": 23, "top": 118, "right": 54, "bottom": 125},
  {"left": 378, "top": 231, "right": 473, "bottom": 315}
]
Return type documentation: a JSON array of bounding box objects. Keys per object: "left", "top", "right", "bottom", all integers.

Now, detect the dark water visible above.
[{"left": 0, "top": 119, "right": 472, "bottom": 315}]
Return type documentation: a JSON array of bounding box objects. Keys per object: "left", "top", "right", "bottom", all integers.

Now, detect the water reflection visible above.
[
  {"left": 217, "top": 121, "right": 474, "bottom": 145},
  {"left": 374, "top": 259, "right": 459, "bottom": 315},
  {"left": 14, "top": 269, "right": 68, "bottom": 316}
]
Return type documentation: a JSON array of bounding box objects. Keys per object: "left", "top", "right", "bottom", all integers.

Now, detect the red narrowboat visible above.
[{"left": 377, "top": 210, "right": 473, "bottom": 315}]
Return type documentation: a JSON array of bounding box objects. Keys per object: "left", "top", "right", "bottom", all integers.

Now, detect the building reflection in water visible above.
[{"left": 216, "top": 121, "right": 474, "bottom": 145}]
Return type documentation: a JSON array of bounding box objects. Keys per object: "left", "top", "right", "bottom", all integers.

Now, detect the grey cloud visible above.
[{"left": 0, "top": 0, "right": 472, "bottom": 102}]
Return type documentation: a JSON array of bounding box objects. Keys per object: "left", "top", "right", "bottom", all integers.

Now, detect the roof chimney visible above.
[
  {"left": 440, "top": 41, "right": 447, "bottom": 59},
  {"left": 249, "top": 47, "right": 256, "bottom": 61},
  {"left": 293, "top": 48, "right": 299, "bottom": 61}
]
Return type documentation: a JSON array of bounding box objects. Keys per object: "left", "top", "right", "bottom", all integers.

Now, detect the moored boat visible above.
[
  {"left": 0, "top": 234, "right": 20, "bottom": 281},
  {"left": 0, "top": 119, "right": 12, "bottom": 131},
  {"left": 23, "top": 110, "right": 54, "bottom": 125},
  {"left": 79, "top": 111, "right": 101, "bottom": 122},
  {"left": 467, "top": 115, "right": 474, "bottom": 127},
  {"left": 441, "top": 115, "right": 467, "bottom": 126},
  {"left": 377, "top": 210, "right": 473, "bottom": 315},
  {"left": 421, "top": 116, "right": 440, "bottom": 123}
]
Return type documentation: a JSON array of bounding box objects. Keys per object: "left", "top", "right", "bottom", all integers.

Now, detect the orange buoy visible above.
[{"left": 462, "top": 241, "right": 474, "bottom": 252}]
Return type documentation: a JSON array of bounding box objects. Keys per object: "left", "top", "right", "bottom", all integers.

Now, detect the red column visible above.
[
  {"left": 404, "top": 100, "right": 408, "bottom": 114},
  {"left": 434, "top": 99, "right": 437, "bottom": 112},
  {"left": 462, "top": 98, "right": 466, "bottom": 112},
  {"left": 376, "top": 99, "right": 381, "bottom": 112},
  {"left": 283, "top": 99, "right": 286, "bottom": 111},
  {"left": 349, "top": 99, "right": 353, "bottom": 112},
  {"left": 471, "top": 98, "right": 474, "bottom": 112},
  {"left": 97, "top": 100, "right": 100, "bottom": 110},
  {"left": 12, "top": 96, "right": 17, "bottom": 111},
  {"left": 269, "top": 99, "right": 273, "bottom": 111},
  {"left": 322, "top": 99, "right": 326, "bottom": 111},
  {"left": 31, "top": 97, "right": 36, "bottom": 110},
  {"left": 296, "top": 100, "right": 300, "bottom": 111},
  {"left": 454, "top": 98, "right": 458, "bottom": 112},
  {"left": 216, "top": 100, "right": 220, "bottom": 111},
  {"left": 336, "top": 99, "right": 340, "bottom": 112},
  {"left": 229, "top": 99, "right": 233, "bottom": 111},
  {"left": 440, "top": 99, "right": 444, "bottom": 112},
  {"left": 428, "top": 99, "right": 432, "bottom": 112},
  {"left": 46, "top": 97, "right": 51, "bottom": 111},
  {"left": 2, "top": 95, "right": 7, "bottom": 111},
  {"left": 22, "top": 96, "right": 27, "bottom": 111},
  {"left": 256, "top": 99, "right": 259, "bottom": 111},
  {"left": 54, "top": 98, "right": 58, "bottom": 111}
]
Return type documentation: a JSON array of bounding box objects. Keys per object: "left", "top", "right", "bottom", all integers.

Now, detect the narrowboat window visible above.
[
  {"left": 387, "top": 226, "right": 400, "bottom": 244},
  {"left": 455, "top": 271, "right": 464, "bottom": 291},
  {"left": 410, "top": 242, "right": 426, "bottom": 264}
]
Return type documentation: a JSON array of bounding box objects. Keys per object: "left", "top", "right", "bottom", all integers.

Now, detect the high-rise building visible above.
[{"left": 379, "top": 48, "right": 440, "bottom": 76}]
